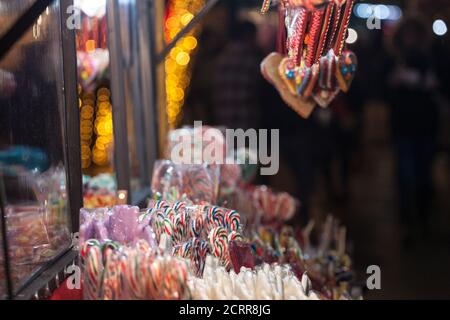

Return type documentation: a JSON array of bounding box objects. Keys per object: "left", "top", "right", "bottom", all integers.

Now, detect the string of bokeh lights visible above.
[{"left": 164, "top": 0, "right": 205, "bottom": 128}]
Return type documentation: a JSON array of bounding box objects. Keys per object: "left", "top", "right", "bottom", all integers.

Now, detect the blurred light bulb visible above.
[
  {"left": 346, "top": 28, "right": 358, "bottom": 44},
  {"left": 433, "top": 19, "right": 448, "bottom": 36}
]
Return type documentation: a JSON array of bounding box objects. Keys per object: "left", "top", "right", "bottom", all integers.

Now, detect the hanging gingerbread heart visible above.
[
  {"left": 278, "top": 57, "right": 298, "bottom": 95},
  {"left": 336, "top": 50, "right": 357, "bottom": 92},
  {"left": 261, "top": 53, "right": 316, "bottom": 118},
  {"left": 279, "top": 57, "right": 318, "bottom": 98},
  {"left": 260, "top": 0, "right": 357, "bottom": 115},
  {"left": 313, "top": 50, "right": 340, "bottom": 108},
  {"left": 313, "top": 87, "right": 340, "bottom": 108}
]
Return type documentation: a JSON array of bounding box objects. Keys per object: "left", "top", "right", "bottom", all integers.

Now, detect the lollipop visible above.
[
  {"left": 225, "top": 210, "right": 241, "bottom": 232},
  {"left": 154, "top": 200, "right": 169, "bottom": 210},
  {"left": 83, "top": 244, "right": 103, "bottom": 300},
  {"left": 136, "top": 239, "right": 151, "bottom": 253},
  {"left": 152, "top": 211, "right": 166, "bottom": 242},
  {"left": 190, "top": 238, "right": 205, "bottom": 276},
  {"left": 101, "top": 240, "right": 120, "bottom": 262},
  {"left": 208, "top": 227, "right": 229, "bottom": 263},
  {"left": 151, "top": 161, "right": 183, "bottom": 201},
  {"left": 124, "top": 251, "right": 144, "bottom": 299},
  {"left": 180, "top": 240, "right": 193, "bottom": 259},
  {"left": 102, "top": 249, "right": 123, "bottom": 300},
  {"left": 277, "top": 192, "right": 297, "bottom": 221},
  {"left": 190, "top": 208, "right": 204, "bottom": 238},
  {"left": 228, "top": 231, "right": 244, "bottom": 243},
  {"left": 204, "top": 206, "right": 225, "bottom": 231},
  {"left": 182, "top": 165, "right": 216, "bottom": 203},
  {"left": 164, "top": 206, "right": 176, "bottom": 220},
  {"left": 80, "top": 239, "right": 101, "bottom": 260},
  {"left": 173, "top": 201, "right": 186, "bottom": 213},
  {"left": 163, "top": 217, "right": 174, "bottom": 238},
  {"left": 219, "top": 163, "right": 241, "bottom": 192},
  {"left": 171, "top": 214, "right": 184, "bottom": 245},
  {"left": 179, "top": 209, "right": 190, "bottom": 240}
]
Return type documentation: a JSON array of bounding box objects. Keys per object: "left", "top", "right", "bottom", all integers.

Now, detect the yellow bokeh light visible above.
[
  {"left": 97, "top": 136, "right": 111, "bottom": 145},
  {"left": 169, "top": 29, "right": 179, "bottom": 40},
  {"left": 81, "top": 120, "right": 92, "bottom": 128},
  {"left": 170, "top": 47, "right": 182, "bottom": 60},
  {"left": 80, "top": 126, "right": 93, "bottom": 135},
  {"left": 173, "top": 88, "right": 185, "bottom": 102},
  {"left": 182, "top": 36, "right": 198, "bottom": 51},
  {"left": 181, "top": 13, "right": 194, "bottom": 26},
  {"left": 95, "top": 141, "right": 106, "bottom": 151},
  {"left": 166, "top": 16, "right": 179, "bottom": 30},
  {"left": 97, "top": 95, "right": 109, "bottom": 103},
  {"left": 176, "top": 51, "right": 190, "bottom": 66},
  {"left": 165, "top": 0, "right": 205, "bottom": 128},
  {"left": 97, "top": 87, "right": 111, "bottom": 97},
  {"left": 165, "top": 58, "right": 178, "bottom": 74}
]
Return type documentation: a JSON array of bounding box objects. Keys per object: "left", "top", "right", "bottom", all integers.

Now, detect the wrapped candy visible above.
[
  {"left": 151, "top": 161, "right": 220, "bottom": 205},
  {"left": 167, "top": 126, "right": 227, "bottom": 165},
  {"left": 182, "top": 165, "right": 219, "bottom": 204},
  {"left": 151, "top": 160, "right": 184, "bottom": 202},
  {"left": 79, "top": 208, "right": 110, "bottom": 244},
  {"left": 5, "top": 206, "right": 51, "bottom": 265},
  {"left": 79, "top": 206, "right": 158, "bottom": 248},
  {"left": 108, "top": 205, "right": 140, "bottom": 244},
  {"left": 253, "top": 186, "right": 298, "bottom": 224}
]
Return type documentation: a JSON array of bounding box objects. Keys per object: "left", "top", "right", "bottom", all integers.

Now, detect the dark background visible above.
[{"left": 181, "top": 0, "right": 450, "bottom": 299}]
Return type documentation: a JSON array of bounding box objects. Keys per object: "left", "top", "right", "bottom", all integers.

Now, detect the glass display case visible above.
[
  {"left": 0, "top": 0, "right": 81, "bottom": 299},
  {"left": 76, "top": 0, "right": 158, "bottom": 208}
]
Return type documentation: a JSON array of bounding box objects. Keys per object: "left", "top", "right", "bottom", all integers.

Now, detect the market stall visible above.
[{"left": 1, "top": 0, "right": 361, "bottom": 300}]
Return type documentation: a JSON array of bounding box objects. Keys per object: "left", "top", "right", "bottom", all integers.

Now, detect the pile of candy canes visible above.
[
  {"left": 81, "top": 240, "right": 190, "bottom": 300},
  {"left": 77, "top": 122, "right": 361, "bottom": 300},
  {"left": 79, "top": 203, "right": 359, "bottom": 300},
  {"left": 261, "top": 0, "right": 357, "bottom": 118}
]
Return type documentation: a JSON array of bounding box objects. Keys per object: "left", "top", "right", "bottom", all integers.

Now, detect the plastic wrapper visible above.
[
  {"left": 109, "top": 205, "right": 140, "bottom": 244},
  {"left": 167, "top": 126, "right": 227, "bottom": 165},
  {"left": 79, "top": 206, "right": 158, "bottom": 249},
  {"left": 252, "top": 185, "right": 299, "bottom": 224},
  {"left": 182, "top": 164, "right": 219, "bottom": 204},
  {"left": 5, "top": 206, "right": 51, "bottom": 265},
  {"left": 83, "top": 173, "right": 117, "bottom": 209},
  {"left": 151, "top": 161, "right": 220, "bottom": 205},
  {"left": 151, "top": 160, "right": 184, "bottom": 202},
  {"left": 79, "top": 208, "right": 110, "bottom": 244},
  {"left": 3, "top": 203, "right": 71, "bottom": 291}
]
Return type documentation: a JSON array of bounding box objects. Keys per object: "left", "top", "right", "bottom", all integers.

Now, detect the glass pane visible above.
[
  {"left": 0, "top": 215, "right": 7, "bottom": 299},
  {"left": 0, "top": 0, "right": 35, "bottom": 37},
  {"left": 0, "top": 1, "right": 72, "bottom": 293}
]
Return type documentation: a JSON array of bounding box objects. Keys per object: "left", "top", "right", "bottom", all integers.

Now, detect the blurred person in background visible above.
[{"left": 386, "top": 17, "right": 440, "bottom": 248}]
